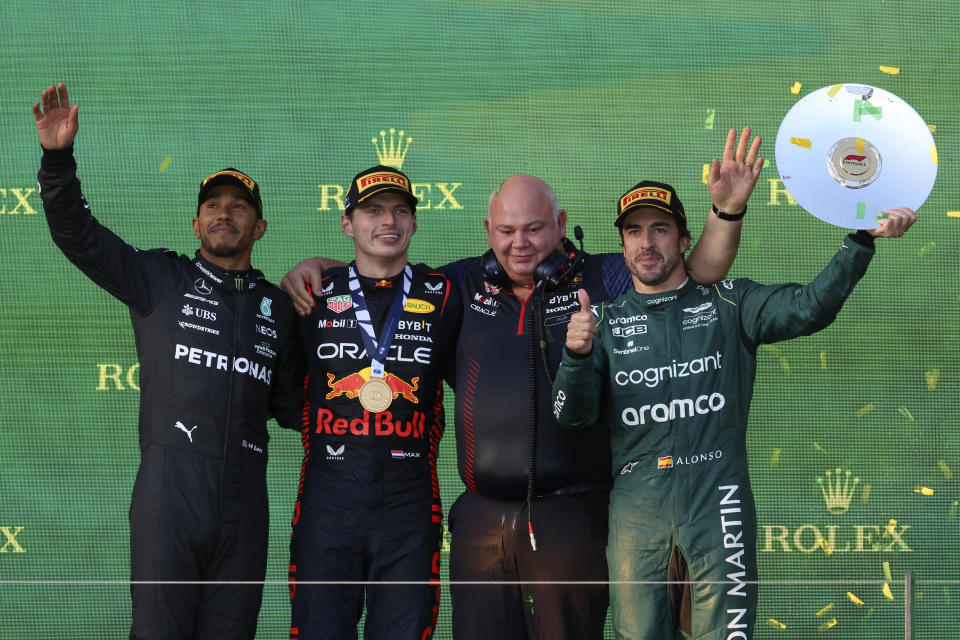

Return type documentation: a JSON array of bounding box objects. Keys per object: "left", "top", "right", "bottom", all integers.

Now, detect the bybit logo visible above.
[
  {"left": 318, "top": 129, "right": 464, "bottom": 212},
  {"left": 816, "top": 468, "right": 859, "bottom": 515}
]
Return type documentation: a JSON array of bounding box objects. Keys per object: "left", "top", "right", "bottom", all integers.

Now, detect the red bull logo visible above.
[
  {"left": 316, "top": 408, "right": 427, "bottom": 439},
  {"left": 326, "top": 367, "right": 419, "bottom": 403}
]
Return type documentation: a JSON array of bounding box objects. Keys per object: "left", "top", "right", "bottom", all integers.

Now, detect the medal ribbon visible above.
[{"left": 347, "top": 264, "right": 412, "bottom": 379}]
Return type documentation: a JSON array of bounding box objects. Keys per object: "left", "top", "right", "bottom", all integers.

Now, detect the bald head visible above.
[
  {"left": 484, "top": 174, "right": 567, "bottom": 288},
  {"left": 488, "top": 174, "right": 560, "bottom": 224}
]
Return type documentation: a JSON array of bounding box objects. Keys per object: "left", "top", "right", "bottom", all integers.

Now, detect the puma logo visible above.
[{"left": 174, "top": 421, "right": 198, "bottom": 443}]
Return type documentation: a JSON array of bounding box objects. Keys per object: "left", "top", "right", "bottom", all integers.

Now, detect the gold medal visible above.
[{"left": 358, "top": 378, "right": 392, "bottom": 413}]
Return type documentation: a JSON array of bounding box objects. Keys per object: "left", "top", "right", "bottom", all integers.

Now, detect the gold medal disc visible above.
[{"left": 359, "top": 378, "right": 392, "bottom": 413}]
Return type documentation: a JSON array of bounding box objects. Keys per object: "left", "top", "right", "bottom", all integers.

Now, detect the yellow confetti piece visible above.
[
  {"left": 898, "top": 406, "right": 914, "bottom": 421},
  {"left": 879, "top": 65, "right": 901, "bottom": 75},
  {"left": 790, "top": 137, "right": 812, "bottom": 148},
  {"left": 938, "top": 460, "right": 952, "bottom": 478},
  {"left": 883, "top": 561, "right": 892, "bottom": 581},
  {"left": 856, "top": 403, "right": 875, "bottom": 418},
  {"left": 862, "top": 484, "right": 871, "bottom": 502},
  {"left": 882, "top": 583, "right": 894, "bottom": 600},
  {"left": 926, "top": 369, "right": 940, "bottom": 390},
  {"left": 159, "top": 156, "right": 173, "bottom": 173},
  {"left": 819, "top": 351, "right": 827, "bottom": 370},
  {"left": 928, "top": 124, "right": 936, "bottom": 133},
  {"left": 818, "top": 617, "right": 838, "bottom": 631},
  {"left": 816, "top": 603, "right": 834, "bottom": 616},
  {"left": 882, "top": 519, "right": 897, "bottom": 537},
  {"left": 818, "top": 536, "right": 833, "bottom": 555},
  {"left": 856, "top": 138, "right": 865, "bottom": 154},
  {"left": 771, "top": 448, "right": 781, "bottom": 467},
  {"left": 702, "top": 163, "right": 710, "bottom": 184},
  {"left": 768, "top": 618, "right": 787, "bottom": 630},
  {"left": 827, "top": 84, "right": 844, "bottom": 98},
  {"left": 846, "top": 592, "right": 865, "bottom": 606},
  {"left": 947, "top": 211, "right": 960, "bottom": 218},
  {"left": 790, "top": 82, "right": 802, "bottom": 95},
  {"left": 931, "top": 146, "right": 938, "bottom": 165},
  {"left": 779, "top": 357, "right": 791, "bottom": 375},
  {"left": 914, "top": 486, "right": 934, "bottom": 496}
]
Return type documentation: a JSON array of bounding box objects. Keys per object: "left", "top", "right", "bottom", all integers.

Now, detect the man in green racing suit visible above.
[{"left": 550, "top": 178, "right": 916, "bottom": 639}]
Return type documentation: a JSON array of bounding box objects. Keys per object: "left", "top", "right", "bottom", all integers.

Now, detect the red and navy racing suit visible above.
[
  {"left": 285, "top": 265, "right": 461, "bottom": 640},
  {"left": 38, "top": 147, "right": 303, "bottom": 639},
  {"left": 442, "top": 253, "right": 630, "bottom": 640}
]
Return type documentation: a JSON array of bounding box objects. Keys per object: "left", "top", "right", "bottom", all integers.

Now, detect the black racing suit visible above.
[
  {"left": 38, "top": 147, "right": 303, "bottom": 640},
  {"left": 551, "top": 235, "right": 876, "bottom": 639},
  {"left": 285, "top": 265, "right": 461, "bottom": 640},
  {"left": 442, "top": 253, "right": 630, "bottom": 640}
]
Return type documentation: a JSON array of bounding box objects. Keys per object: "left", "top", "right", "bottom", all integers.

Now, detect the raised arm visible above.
[
  {"left": 686, "top": 127, "right": 763, "bottom": 283},
  {"left": 34, "top": 82, "right": 159, "bottom": 314}
]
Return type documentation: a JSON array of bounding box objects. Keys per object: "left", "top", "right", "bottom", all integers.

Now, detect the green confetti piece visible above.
[
  {"left": 883, "top": 561, "right": 892, "bottom": 581},
  {"left": 813, "top": 442, "right": 828, "bottom": 455},
  {"left": 705, "top": 108, "right": 716, "bottom": 130},
  {"left": 919, "top": 241, "right": 936, "bottom": 257},
  {"left": 159, "top": 156, "right": 172, "bottom": 172},
  {"left": 857, "top": 202, "right": 866, "bottom": 219},
  {"left": 854, "top": 99, "right": 883, "bottom": 122},
  {"left": 861, "top": 607, "right": 874, "bottom": 624},
  {"left": 950, "top": 501, "right": 958, "bottom": 521},
  {"left": 897, "top": 406, "right": 914, "bottom": 421},
  {"left": 945, "top": 587, "right": 951, "bottom": 606}
]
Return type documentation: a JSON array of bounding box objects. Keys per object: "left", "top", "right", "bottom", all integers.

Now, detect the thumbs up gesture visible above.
[{"left": 565, "top": 289, "right": 597, "bottom": 356}]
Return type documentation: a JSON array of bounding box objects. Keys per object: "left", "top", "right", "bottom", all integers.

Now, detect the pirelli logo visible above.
[
  {"left": 203, "top": 170, "right": 257, "bottom": 194},
  {"left": 358, "top": 171, "right": 410, "bottom": 193},
  {"left": 621, "top": 186, "right": 671, "bottom": 210}
]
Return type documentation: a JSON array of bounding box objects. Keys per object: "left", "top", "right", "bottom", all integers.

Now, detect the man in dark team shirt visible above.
[
  {"left": 34, "top": 83, "right": 303, "bottom": 639},
  {"left": 278, "top": 166, "right": 461, "bottom": 639},
  {"left": 282, "top": 128, "right": 763, "bottom": 638}
]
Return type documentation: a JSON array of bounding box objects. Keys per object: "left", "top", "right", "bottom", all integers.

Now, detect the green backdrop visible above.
[{"left": 1, "top": 1, "right": 957, "bottom": 637}]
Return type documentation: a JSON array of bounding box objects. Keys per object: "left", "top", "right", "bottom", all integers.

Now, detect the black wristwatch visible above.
[{"left": 712, "top": 203, "right": 747, "bottom": 221}]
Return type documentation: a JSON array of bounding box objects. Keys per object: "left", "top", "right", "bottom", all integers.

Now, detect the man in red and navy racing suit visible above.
[
  {"left": 551, "top": 176, "right": 917, "bottom": 639},
  {"left": 280, "top": 166, "right": 461, "bottom": 640},
  {"left": 280, "top": 129, "right": 760, "bottom": 639},
  {"left": 34, "top": 84, "right": 303, "bottom": 639}
]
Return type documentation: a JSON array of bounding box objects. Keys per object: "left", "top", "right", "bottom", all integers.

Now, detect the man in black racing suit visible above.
[
  {"left": 34, "top": 83, "right": 303, "bottom": 639},
  {"left": 280, "top": 166, "right": 461, "bottom": 640}
]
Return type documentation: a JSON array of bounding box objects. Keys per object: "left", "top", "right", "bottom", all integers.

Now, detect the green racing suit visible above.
[{"left": 550, "top": 233, "right": 875, "bottom": 640}]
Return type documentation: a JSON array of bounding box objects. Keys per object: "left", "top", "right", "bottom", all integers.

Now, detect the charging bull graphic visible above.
[{"left": 326, "top": 367, "right": 419, "bottom": 403}]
